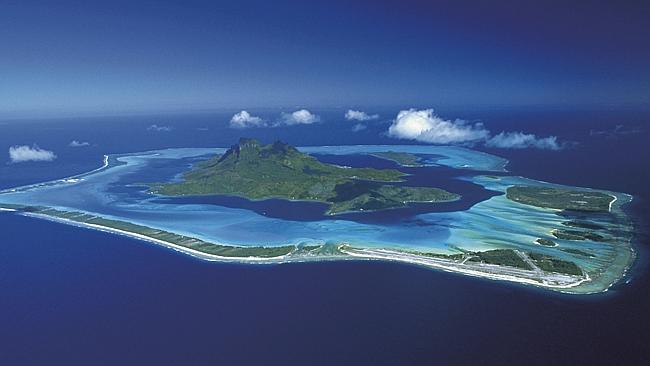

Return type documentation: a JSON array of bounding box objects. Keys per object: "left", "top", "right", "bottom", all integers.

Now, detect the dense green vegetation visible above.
[
  {"left": 405, "top": 250, "right": 465, "bottom": 261},
  {"left": 371, "top": 151, "right": 422, "bottom": 166},
  {"left": 562, "top": 220, "right": 604, "bottom": 230},
  {"left": 412, "top": 247, "right": 582, "bottom": 275},
  {"left": 327, "top": 181, "right": 457, "bottom": 214},
  {"left": 188, "top": 242, "right": 294, "bottom": 257},
  {"left": 0, "top": 203, "right": 28, "bottom": 210},
  {"left": 29, "top": 207, "right": 295, "bottom": 258},
  {"left": 467, "top": 249, "right": 532, "bottom": 270},
  {"left": 535, "top": 238, "right": 557, "bottom": 247},
  {"left": 552, "top": 229, "right": 605, "bottom": 241},
  {"left": 528, "top": 252, "right": 582, "bottom": 276},
  {"left": 11, "top": 204, "right": 588, "bottom": 277},
  {"left": 153, "top": 138, "right": 459, "bottom": 215},
  {"left": 506, "top": 186, "right": 614, "bottom": 212},
  {"left": 396, "top": 248, "right": 531, "bottom": 269}
]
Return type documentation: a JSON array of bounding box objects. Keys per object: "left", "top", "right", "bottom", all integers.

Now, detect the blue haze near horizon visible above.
[
  {"left": 1, "top": 1, "right": 650, "bottom": 117},
  {"left": 0, "top": 110, "right": 650, "bottom": 364}
]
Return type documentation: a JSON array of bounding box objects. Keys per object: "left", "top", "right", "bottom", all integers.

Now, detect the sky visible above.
[{"left": 1, "top": 0, "right": 649, "bottom": 118}]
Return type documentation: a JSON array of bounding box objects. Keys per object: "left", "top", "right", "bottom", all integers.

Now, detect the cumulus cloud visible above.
[
  {"left": 351, "top": 123, "right": 367, "bottom": 132},
  {"left": 388, "top": 109, "right": 489, "bottom": 144},
  {"left": 8, "top": 145, "right": 56, "bottom": 163},
  {"left": 230, "top": 110, "right": 265, "bottom": 128},
  {"left": 280, "top": 109, "right": 320, "bottom": 125},
  {"left": 486, "top": 132, "right": 562, "bottom": 150},
  {"left": 69, "top": 140, "right": 90, "bottom": 147},
  {"left": 147, "top": 124, "right": 172, "bottom": 132},
  {"left": 345, "top": 110, "right": 379, "bottom": 121},
  {"left": 385, "top": 108, "right": 566, "bottom": 150}
]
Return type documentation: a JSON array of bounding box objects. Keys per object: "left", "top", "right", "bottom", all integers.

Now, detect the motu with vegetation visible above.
[{"left": 506, "top": 186, "right": 615, "bottom": 212}]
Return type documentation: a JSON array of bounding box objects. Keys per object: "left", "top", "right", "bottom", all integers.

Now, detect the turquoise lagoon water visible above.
[
  {"left": 2, "top": 112, "right": 649, "bottom": 365},
  {"left": 0, "top": 145, "right": 634, "bottom": 292}
]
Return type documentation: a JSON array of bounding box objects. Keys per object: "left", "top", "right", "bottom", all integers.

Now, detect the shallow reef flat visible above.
[
  {"left": 0, "top": 145, "right": 635, "bottom": 294},
  {"left": 447, "top": 175, "right": 634, "bottom": 293}
]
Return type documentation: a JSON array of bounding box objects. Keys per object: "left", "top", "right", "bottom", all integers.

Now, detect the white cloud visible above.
[
  {"left": 280, "top": 109, "right": 320, "bottom": 125},
  {"left": 486, "top": 132, "right": 562, "bottom": 150},
  {"left": 386, "top": 108, "right": 566, "bottom": 150},
  {"left": 69, "top": 140, "right": 90, "bottom": 147},
  {"left": 345, "top": 110, "right": 379, "bottom": 121},
  {"left": 9, "top": 145, "right": 56, "bottom": 163},
  {"left": 351, "top": 123, "right": 367, "bottom": 132},
  {"left": 388, "top": 109, "right": 489, "bottom": 144},
  {"left": 147, "top": 124, "right": 172, "bottom": 132},
  {"left": 230, "top": 110, "right": 265, "bottom": 128},
  {"left": 227, "top": 109, "right": 320, "bottom": 128}
]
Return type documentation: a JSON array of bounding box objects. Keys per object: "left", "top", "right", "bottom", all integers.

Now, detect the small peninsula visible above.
[{"left": 152, "top": 138, "right": 459, "bottom": 215}]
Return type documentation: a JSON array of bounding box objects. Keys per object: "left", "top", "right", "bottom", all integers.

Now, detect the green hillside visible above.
[{"left": 152, "top": 138, "right": 459, "bottom": 214}]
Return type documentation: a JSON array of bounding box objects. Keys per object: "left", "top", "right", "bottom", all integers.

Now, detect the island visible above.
[
  {"left": 151, "top": 138, "right": 459, "bottom": 215},
  {"left": 506, "top": 186, "right": 615, "bottom": 212},
  {"left": 506, "top": 185, "right": 614, "bottom": 244},
  {"left": 0, "top": 142, "right": 636, "bottom": 294},
  {"left": 535, "top": 238, "right": 557, "bottom": 247},
  {"left": 552, "top": 229, "right": 605, "bottom": 242}
]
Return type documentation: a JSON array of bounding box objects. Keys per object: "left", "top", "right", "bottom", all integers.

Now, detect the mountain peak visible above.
[
  {"left": 268, "top": 140, "right": 297, "bottom": 155},
  {"left": 218, "top": 138, "right": 297, "bottom": 164}
]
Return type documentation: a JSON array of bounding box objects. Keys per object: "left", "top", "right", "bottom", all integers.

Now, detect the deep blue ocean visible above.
[{"left": 1, "top": 108, "right": 649, "bottom": 365}]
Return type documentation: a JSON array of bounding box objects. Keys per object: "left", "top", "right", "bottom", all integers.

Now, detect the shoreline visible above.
[
  {"left": 609, "top": 194, "right": 618, "bottom": 212},
  {"left": 20, "top": 212, "right": 293, "bottom": 263},
  {"left": 341, "top": 247, "right": 592, "bottom": 292},
  {"left": 14, "top": 210, "right": 610, "bottom": 294},
  {"left": 0, "top": 148, "right": 636, "bottom": 295},
  {"left": 0, "top": 154, "right": 110, "bottom": 195}
]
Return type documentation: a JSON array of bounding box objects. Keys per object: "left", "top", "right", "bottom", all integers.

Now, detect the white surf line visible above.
[
  {"left": 341, "top": 248, "right": 591, "bottom": 291},
  {"left": 0, "top": 207, "right": 16, "bottom": 212},
  {"left": 0, "top": 155, "right": 111, "bottom": 194},
  {"left": 608, "top": 194, "right": 618, "bottom": 212},
  {"left": 83, "top": 154, "right": 109, "bottom": 174},
  {"left": 16, "top": 211, "right": 599, "bottom": 292},
  {"left": 20, "top": 212, "right": 292, "bottom": 263},
  {"left": 54, "top": 154, "right": 110, "bottom": 182},
  {"left": 90, "top": 154, "right": 109, "bottom": 173}
]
